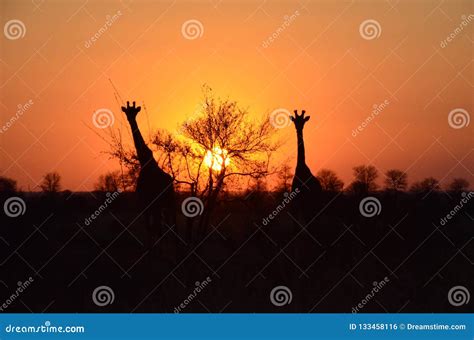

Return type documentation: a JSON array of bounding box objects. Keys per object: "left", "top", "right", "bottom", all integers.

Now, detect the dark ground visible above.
[{"left": 1, "top": 190, "right": 473, "bottom": 313}]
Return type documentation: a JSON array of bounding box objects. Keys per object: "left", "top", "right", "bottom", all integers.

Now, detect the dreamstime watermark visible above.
[
  {"left": 262, "top": 10, "right": 300, "bottom": 48},
  {"left": 173, "top": 277, "right": 212, "bottom": 313},
  {"left": 359, "top": 19, "right": 381, "bottom": 40},
  {"left": 181, "top": 197, "right": 204, "bottom": 218},
  {"left": 270, "top": 285, "right": 292, "bottom": 306},
  {"left": 0, "top": 277, "right": 34, "bottom": 312},
  {"left": 83, "top": 191, "right": 121, "bottom": 226},
  {"left": 4, "top": 19, "right": 26, "bottom": 40},
  {"left": 92, "top": 285, "right": 115, "bottom": 307},
  {"left": 440, "top": 14, "right": 474, "bottom": 49},
  {"left": 181, "top": 19, "right": 204, "bottom": 40},
  {"left": 352, "top": 100, "right": 390, "bottom": 137},
  {"left": 359, "top": 196, "right": 382, "bottom": 217},
  {"left": 448, "top": 286, "right": 470, "bottom": 307},
  {"left": 84, "top": 11, "right": 123, "bottom": 48},
  {"left": 448, "top": 108, "right": 470, "bottom": 129},
  {"left": 439, "top": 192, "right": 473, "bottom": 226},
  {"left": 0, "top": 99, "right": 34, "bottom": 134},
  {"left": 92, "top": 108, "right": 115, "bottom": 129},
  {"left": 269, "top": 108, "right": 292, "bottom": 129},
  {"left": 3, "top": 197, "right": 26, "bottom": 218},
  {"left": 5, "top": 321, "right": 85, "bottom": 334},
  {"left": 262, "top": 188, "right": 300, "bottom": 226},
  {"left": 352, "top": 277, "right": 390, "bottom": 313}
]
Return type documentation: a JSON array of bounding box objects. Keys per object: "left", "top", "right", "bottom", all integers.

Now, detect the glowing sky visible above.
[{"left": 1, "top": 0, "right": 472, "bottom": 191}]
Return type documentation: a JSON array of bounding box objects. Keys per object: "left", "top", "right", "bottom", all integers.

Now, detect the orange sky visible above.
[{"left": 1, "top": 0, "right": 472, "bottom": 191}]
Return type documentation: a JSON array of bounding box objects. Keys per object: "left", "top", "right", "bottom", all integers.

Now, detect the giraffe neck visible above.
[
  {"left": 128, "top": 118, "right": 155, "bottom": 168},
  {"left": 296, "top": 128, "right": 305, "bottom": 167}
]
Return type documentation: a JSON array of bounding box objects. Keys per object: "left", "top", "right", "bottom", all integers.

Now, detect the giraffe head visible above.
[
  {"left": 121, "top": 101, "right": 141, "bottom": 121},
  {"left": 290, "top": 110, "right": 310, "bottom": 131}
]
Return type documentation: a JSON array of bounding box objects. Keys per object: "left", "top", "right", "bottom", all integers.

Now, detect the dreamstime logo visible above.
[
  {"left": 269, "top": 108, "right": 292, "bottom": 129},
  {"left": 359, "top": 19, "right": 381, "bottom": 40},
  {"left": 270, "top": 285, "right": 292, "bottom": 306},
  {"left": 448, "top": 286, "right": 470, "bottom": 307},
  {"left": 4, "top": 19, "right": 26, "bottom": 40},
  {"left": 181, "top": 197, "right": 204, "bottom": 217},
  {"left": 181, "top": 19, "right": 204, "bottom": 40},
  {"left": 359, "top": 197, "right": 381, "bottom": 217},
  {"left": 92, "top": 108, "right": 115, "bottom": 129},
  {"left": 3, "top": 197, "right": 26, "bottom": 218},
  {"left": 92, "top": 285, "right": 115, "bottom": 306},
  {"left": 448, "top": 108, "right": 470, "bottom": 129}
]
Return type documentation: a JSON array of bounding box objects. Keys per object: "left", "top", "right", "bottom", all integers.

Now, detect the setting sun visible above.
[{"left": 204, "top": 147, "right": 230, "bottom": 171}]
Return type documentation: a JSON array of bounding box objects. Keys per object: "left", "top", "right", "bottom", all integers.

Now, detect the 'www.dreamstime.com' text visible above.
[
  {"left": 440, "top": 192, "right": 473, "bottom": 226},
  {"left": 83, "top": 191, "right": 121, "bottom": 226}
]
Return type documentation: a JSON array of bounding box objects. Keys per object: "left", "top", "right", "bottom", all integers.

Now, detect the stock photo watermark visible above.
[
  {"left": 92, "top": 108, "right": 115, "bottom": 129},
  {"left": 440, "top": 14, "right": 474, "bottom": 49},
  {"left": 3, "top": 196, "right": 26, "bottom": 218},
  {"left": 84, "top": 11, "right": 123, "bottom": 49},
  {"left": 0, "top": 99, "right": 34, "bottom": 134},
  {"left": 181, "top": 19, "right": 204, "bottom": 40},
  {"left": 439, "top": 192, "right": 473, "bottom": 226},
  {"left": 352, "top": 277, "right": 390, "bottom": 313},
  {"left": 352, "top": 100, "right": 390, "bottom": 137},
  {"left": 447, "top": 108, "right": 470, "bottom": 129},
  {"left": 92, "top": 285, "right": 115, "bottom": 307},
  {"left": 359, "top": 196, "right": 382, "bottom": 218},
  {"left": 4, "top": 19, "right": 26, "bottom": 40},
  {"left": 173, "top": 277, "right": 212, "bottom": 313},
  {"left": 0, "top": 277, "right": 34, "bottom": 312},
  {"left": 262, "top": 188, "right": 300, "bottom": 226},
  {"left": 261, "top": 10, "right": 300, "bottom": 48},
  {"left": 269, "top": 108, "right": 292, "bottom": 129},
  {"left": 447, "top": 286, "right": 470, "bottom": 307},
  {"left": 181, "top": 197, "right": 204, "bottom": 218},
  {"left": 270, "top": 285, "right": 293, "bottom": 307},
  {"left": 359, "top": 19, "right": 381, "bottom": 40},
  {"left": 83, "top": 191, "right": 121, "bottom": 226}
]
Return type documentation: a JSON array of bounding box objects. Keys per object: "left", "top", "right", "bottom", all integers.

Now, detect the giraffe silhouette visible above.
[
  {"left": 121, "top": 101, "right": 176, "bottom": 251},
  {"left": 290, "top": 110, "right": 322, "bottom": 223}
]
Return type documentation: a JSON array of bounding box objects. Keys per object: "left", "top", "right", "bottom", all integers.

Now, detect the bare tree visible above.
[
  {"left": 110, "top": 86, "right": 280, "bottom": 235},
  {"left": 384, "top": 169, "right": 408, "bottom": 191},
  {"left": 95, "top": 171, "right": 122, "bottom": 192},
  {"left": 448, "top": 178, "right": 469, "bottom": 193},
  {"left": 276, "top": 161, "right": 293, "bottom": 193},
  {"left": 348, "top": 165, "right": 378, "bottom": 194},
  {"left": 410, "top": 177, "right": 440, "bottom": 193},
  {"left": 317, "top": 168, "right": 344, "bottom": 192},
  {"left": 40, "top": 172, "right": 61, "bottom": 193}
]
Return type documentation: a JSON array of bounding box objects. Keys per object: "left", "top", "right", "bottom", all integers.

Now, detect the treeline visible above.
[{"left": 0, "top": 165, "right": 470, "bottom": 195}]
